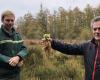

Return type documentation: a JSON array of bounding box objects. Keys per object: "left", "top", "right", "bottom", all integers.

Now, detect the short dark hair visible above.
[
  {"left": 1, "top": 10, "right": 15, "bottom": 21},
  {"left": 91, "top": 16, "right": 100, "bottom": 27}
]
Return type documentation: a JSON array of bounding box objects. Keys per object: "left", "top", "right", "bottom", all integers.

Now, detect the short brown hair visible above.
[{"left": 1, "top": 10, "right": 15, "bottom": 21}]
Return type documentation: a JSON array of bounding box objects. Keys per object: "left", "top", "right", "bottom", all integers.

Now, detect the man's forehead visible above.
[
  {"left": 4, "top": 15, "right": 15, "bottom": 19},
  {"left": 93, "top": 21, "right": 100, "bottom": 27}
]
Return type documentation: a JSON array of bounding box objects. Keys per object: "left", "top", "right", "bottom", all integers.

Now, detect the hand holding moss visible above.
[{"left": 42, "top": 34, "right": 51, "bottom": 41}]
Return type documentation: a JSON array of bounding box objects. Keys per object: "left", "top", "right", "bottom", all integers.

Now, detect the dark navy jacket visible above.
[{"left": 51, "top": 39, "right": 100, "bottom": 80}]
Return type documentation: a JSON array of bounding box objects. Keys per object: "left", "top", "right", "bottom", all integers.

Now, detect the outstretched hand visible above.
[
  {"left": 42, "top": 34, "right": 51, "bottom": 41},
  {"left": 41, "top": 34, "right": 52, "bottom": 51}
]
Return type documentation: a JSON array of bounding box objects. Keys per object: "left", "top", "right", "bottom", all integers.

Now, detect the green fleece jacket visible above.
[{"left": 0, "top": 25, "right": 27, "bottom": 68}]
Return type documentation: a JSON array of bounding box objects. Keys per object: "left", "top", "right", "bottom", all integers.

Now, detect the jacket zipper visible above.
[{"left": 92, "top": 43, "right": 99, "bottom": 80}]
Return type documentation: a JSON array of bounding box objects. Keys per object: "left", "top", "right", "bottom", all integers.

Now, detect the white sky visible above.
[{"left": 0, "top": 0, "right": 100, "bottom": 20}]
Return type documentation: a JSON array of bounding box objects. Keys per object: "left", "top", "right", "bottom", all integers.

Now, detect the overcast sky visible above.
[{"left": 0, "top": 0, "right": 100, "bottom": 20}]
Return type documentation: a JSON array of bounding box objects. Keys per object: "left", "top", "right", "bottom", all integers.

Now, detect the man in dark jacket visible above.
[
  {"left": 42, "top": 16, "right": 100, "bottom": 80},
  {"left": 0, "top": 10, "right": 28, "bottom": 80}
]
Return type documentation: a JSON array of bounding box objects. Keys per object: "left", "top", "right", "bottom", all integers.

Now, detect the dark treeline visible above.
[{"left": 16, "top": 4, "right": 100, "bottom": 40}]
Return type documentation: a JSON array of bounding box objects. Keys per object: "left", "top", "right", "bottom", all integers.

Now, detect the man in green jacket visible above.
[{"left": 0, "top": 10, "right": 27, "bottom": 80}]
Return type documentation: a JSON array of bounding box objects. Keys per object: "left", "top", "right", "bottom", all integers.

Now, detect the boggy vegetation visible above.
[{"left": 21, "top": 41, "right": 84, "bottom": 80}]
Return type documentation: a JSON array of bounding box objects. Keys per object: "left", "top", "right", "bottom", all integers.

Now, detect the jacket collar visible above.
[
  {"left": 91, "top": 38, "right": 96, "bottom": 44},
  {"left": 91, "top": 38, "right": 100, "bottom": 47},
  {"left": 1, "top": 24, "right": 16, "bottom": 37}
]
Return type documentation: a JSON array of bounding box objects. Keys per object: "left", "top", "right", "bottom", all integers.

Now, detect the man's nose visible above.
[{"left": 95, "top": 29, "right": 100, "bottom": 32}]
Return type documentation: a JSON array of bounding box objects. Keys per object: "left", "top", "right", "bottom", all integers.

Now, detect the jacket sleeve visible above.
[
  {"left": 16, "top": 33, "right": 28, "bottom": 60},
  {"left": 0, "top": 54, "right": 10, "bottom": 63},
  {"left": 17, "top": 41, "right": 28, "bottom": 60},
  {"left": 51, "top": 39, "right": 84, "bottom": 55}
]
